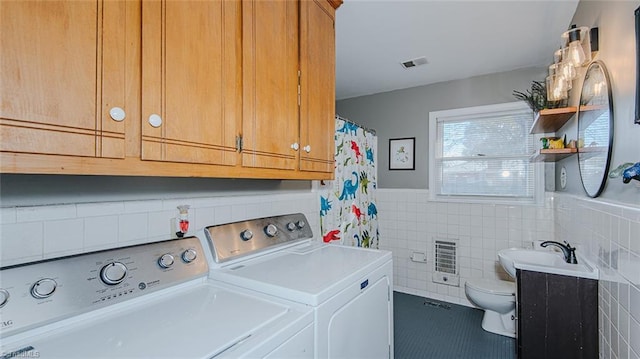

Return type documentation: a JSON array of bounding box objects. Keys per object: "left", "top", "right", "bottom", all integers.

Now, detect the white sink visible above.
[{"left": 498, "top": 247, "right": 599, "bottom": 280}]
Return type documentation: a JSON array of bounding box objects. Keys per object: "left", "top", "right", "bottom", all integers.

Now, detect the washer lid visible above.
[
  {"left": 465, "top": 279, "right": 515, "bottom": 296},
  {"left": 211, "top": 243, "right": 392, "bottom": 306},
  {"left": 1, "top": 283, "right": 311, "bottom": 359}
]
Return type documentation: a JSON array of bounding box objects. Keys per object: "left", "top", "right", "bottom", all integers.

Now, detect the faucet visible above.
[{"left": 540, "top": 241, "right": 578, "bottom": 264}]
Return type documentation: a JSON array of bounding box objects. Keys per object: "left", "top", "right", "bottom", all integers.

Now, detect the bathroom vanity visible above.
[{"left": 516, "top": 269, "right": 598, "bottom": 359}]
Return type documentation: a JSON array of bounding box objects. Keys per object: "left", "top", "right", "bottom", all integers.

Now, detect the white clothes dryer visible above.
[{"left": 200, "top": 213, "right": 394, "bottom": 359}]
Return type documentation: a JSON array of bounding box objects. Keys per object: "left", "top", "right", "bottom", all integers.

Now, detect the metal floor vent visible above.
[
  {"left": 423, "top": 299, "right": 451, "bottom": 310},
  {"left": 432, "top": 239, "right": 459, "bottom": 287},
  {"left": 400, "top": 56, "right": 428, "bottom": 69}
]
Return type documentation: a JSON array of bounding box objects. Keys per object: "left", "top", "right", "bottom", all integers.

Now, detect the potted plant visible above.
[{"left": 513, "top": 81, "right": 567, "bottom": 113}]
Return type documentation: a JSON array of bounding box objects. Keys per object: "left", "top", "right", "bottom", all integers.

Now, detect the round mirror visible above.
[{"left": 577, "top": 60, "right": 614, "bottom": 198}]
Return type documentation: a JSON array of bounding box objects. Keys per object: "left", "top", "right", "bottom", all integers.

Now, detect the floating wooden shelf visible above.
[
  {"left": 529, "top": 107, "right": 578, "bottom": 134},
  {"left": 578, "top": 104, "right": 609, "bottom": 129},
  {"left": 530, "top": 148, "right": 578, "bottom": 162}
]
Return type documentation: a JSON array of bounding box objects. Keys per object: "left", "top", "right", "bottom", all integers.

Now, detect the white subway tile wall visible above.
[
  {"left": 377, "top": 189, "right": 555, "bottom": 306},
  {"left": 555, "top": 193, "right": 640, "bottom": 359},
  {"left": 0, "top": 192, "right": 319, "bottom": 267},
  {"left": 2, "top": 187, "right": 637, "bottom": 357}
]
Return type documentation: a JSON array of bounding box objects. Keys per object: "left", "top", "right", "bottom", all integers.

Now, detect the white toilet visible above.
[{"left": 464, "top": 278, "right": 516, "bottom": 338}]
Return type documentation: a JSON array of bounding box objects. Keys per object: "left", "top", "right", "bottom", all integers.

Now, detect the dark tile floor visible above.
[{"left": 394, "top": 291, "right": 515, "bottom": 359}]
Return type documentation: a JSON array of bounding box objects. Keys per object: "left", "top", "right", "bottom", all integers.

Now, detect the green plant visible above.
[
  {"left": 513, "top": 81, "right": 547, "bottom": 112},
  {"left": 513, "top": 81, "right": 567, "bottom": 112}
]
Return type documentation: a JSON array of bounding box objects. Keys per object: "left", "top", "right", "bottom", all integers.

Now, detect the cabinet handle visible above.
[
  {"left": 109, "top": 107, "right": 126, "bottom": 122},
  {"left": 303, "top": 145, "right": 311, "bottom": 153},
  {"left": 148, "top": 114, "right": 162, "bottom": 128},
  {"left": 291, "top": 143, "right": 299, "bottom": 151}
]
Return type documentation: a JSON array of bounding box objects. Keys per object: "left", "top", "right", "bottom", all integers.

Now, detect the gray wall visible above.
[
  {"left": 336, "top": 0, "right": 640, "bottom": 207},
  {"left": 336, "top": 66, "right": 547, "bottom": 189},
  {"left": 555, "top": 0, "right": 640, "bottom": 205}
]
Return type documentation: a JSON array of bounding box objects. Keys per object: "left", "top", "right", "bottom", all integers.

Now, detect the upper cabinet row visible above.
[{"left": 0, "top": 0, "right": 340, "bottom": 180}]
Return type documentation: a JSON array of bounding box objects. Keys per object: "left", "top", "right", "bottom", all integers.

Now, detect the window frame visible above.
[{"left": 428, "top": 102, "right": 544, "bottom": 205}]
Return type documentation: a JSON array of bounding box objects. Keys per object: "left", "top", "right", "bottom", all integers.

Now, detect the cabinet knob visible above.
[
  {"left": 109, "top": 107, "right": 126, "bottom": 122},
  {"left": 303, "top": 145, "right": 311, "bottom": 153},
  {"left": 148, "top": 114, "right": 162, "bottom": 128},
  {"left": 291, "top": 142, "right": 299, "bottom": 151}
]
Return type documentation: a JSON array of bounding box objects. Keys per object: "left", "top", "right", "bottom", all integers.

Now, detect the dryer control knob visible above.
[
  {"left": 31, "top": 278, "right": 57, "bottom": 299},
  {"left": 265, "top": 224, "right": 278, "bottom": 237},
  {"left": 286, "top": 222, "right": 296, "bottom": 231},
  {"left": 241, "top": 230, "right": 254, "bottom": 241},
  {"left": 296, "top": 220, "right": 306, "bottom": 229},
  {"left": 182, "top": 248, "right": 197, "bottom": 263},
  {"left": 100, "top": 262, "right": 128, "bottom": 286},
  {"left": 158, "top": 254, "right": 175, "bottom": 268},
  {"left": 0, "top": 289, "right": 10, "bottom": 308}
]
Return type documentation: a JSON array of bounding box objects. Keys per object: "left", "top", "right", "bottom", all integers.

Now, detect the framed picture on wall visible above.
[{"left": 389, "top": 137, "right": 415, "bottom": 170}]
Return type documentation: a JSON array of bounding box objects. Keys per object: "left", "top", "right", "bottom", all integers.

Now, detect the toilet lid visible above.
[{"left": 465, "top": 278, "right": 515, "bottom": 296}]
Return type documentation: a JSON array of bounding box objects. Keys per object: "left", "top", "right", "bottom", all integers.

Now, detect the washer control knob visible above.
[
  {"left": 31, "top": 278, "right": 57, "bottom": 299},
  {"left": 296, "top": 220, "right": 306, "bottom": 229},
  {"left": 158, "top": 254, "right": 175, "bottom": 268},
  {"left": 265, "top": 224, "right": 278, "bottom": 237},
  {"left": 182, "top": 248, "right": 197, "bottom": 263},
  {"left": 286, "top": 222, "right": 296, "bottom": 231},
  {"left": 241, "top": 230, "right": 254, "bottom": 241},
  {"left": 0, "top": 289, "right": 10, "bottom": 308},
  {"left": 100, "top": 262, "right": 128, "bottom": 286}
]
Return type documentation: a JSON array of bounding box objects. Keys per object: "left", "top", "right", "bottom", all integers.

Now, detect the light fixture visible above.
[
  {"left": 563, "top": 26, "right": 588, "bottom": 67},
  {"left": 545, "top": 25, "right": 599, "bottom": 103}
]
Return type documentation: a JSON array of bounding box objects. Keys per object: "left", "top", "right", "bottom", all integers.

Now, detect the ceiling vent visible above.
[{"left": 400, "top": 56, "right": 428, "bottom": 69}]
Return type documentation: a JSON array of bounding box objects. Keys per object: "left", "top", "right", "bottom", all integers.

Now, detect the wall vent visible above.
[
  {"left": 432, "top": 239, "right": 459, "bottom": 287},
  {"left": 400, "top": 56, "right": 428, "bottom": 69}
]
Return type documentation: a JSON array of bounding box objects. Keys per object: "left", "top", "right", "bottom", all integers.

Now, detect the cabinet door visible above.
[
  {"left": 142, "top": 0, "right": 241, "bottom": 165},
  {"left": 299, "top": 0, "right": 336, "bottom": 173},
  {"left": 0, "top": 0, "right": 126, "bottom": 158},
  {"left": 241, "top": 0, "right": 299, "bottom": 170}
]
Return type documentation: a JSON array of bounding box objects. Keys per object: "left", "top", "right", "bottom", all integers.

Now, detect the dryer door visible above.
[{"left": 327, "top": 276, "right": 392, "bottom": 358}]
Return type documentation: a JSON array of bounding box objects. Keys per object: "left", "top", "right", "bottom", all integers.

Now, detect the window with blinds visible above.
[{"left": 428, "top": 102, "right": 541, "bottom": 204}]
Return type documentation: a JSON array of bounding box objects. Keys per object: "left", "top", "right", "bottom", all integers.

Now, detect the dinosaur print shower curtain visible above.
[{"left": 319, "top": 117, "right": 379, "bottom": 248}]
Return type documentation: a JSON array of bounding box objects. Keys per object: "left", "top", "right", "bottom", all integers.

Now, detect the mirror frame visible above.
[{"left": 577, "top": 60, "right": 614, "bottom": 198}]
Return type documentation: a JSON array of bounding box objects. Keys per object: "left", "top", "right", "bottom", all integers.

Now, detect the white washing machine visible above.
[
  {"left": 200, "top": 213, "right": 394, "bottom": 359},
  {"left": 0, "top": 236, "right": 313, "bottom": 358}
]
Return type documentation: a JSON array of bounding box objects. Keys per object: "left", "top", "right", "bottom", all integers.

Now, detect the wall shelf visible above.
[
  {"left": 529, "top": 107, "right": 578, "bottom": 134},
  {"left": 530, "top": 148, "right": 578, "bottom": 162},
  {"left": 578, "top": 104, "right": 608, "bottom": 129}
]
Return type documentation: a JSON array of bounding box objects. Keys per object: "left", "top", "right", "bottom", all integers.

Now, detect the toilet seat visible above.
[{"left": 465, "top": 279, "right": 515, "bottom": 296}]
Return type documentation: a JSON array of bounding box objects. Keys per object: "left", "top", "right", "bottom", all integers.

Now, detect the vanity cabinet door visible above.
[
  {"left": 516, "top": 270, "right": 598, "bottom": 359},
  {"left": 141, "top": 0, "right": 241, "bottom": 166},
  {"left": 1, "top": 0, "right": 126, "bottom": 159},
  {"left": 241, "top": 0, "right": 299, "bottom": 170},
  {"left": 299, "top": 0, "right": 336, "bottom": 173}
]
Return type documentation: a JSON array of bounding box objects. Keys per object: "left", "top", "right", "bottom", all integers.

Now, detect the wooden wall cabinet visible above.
[
  {"left": 0, "top": 0, "right": 340, "bottom": 180},
  {"left": 242, "top": 0, "right": 337, "bottom": 174},
  {"left": 241, "top": 0, "right": 300, "bottom": 171},
  {"left": 0, "top": 0, "right": 127, "bottom": 159},
  {"left": 299, "top": 0, "right": 337, "bottom": 173},
  {"left": 141, "top": 0, "right": 241, "bottom": 166},
  {"left": 516, "top": 269, "right": 598, "bottom": 359}
]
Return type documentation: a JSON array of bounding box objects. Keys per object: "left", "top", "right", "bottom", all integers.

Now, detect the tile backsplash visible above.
[
  {"left": 554, "top": 194, "right": 640, "bottom": 359},
  {"left": 0, "top": 192, "right": 319, "bottom": 267},
  {"left": 376, "top": 189, "right": 555, "bottom": 306}
]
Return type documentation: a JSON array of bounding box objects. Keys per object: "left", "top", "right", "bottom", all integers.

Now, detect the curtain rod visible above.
[{"left": 336, "top": 115, "right": 377, "bottom": 135}]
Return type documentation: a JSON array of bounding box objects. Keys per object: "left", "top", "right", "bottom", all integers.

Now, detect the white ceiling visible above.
[{"left": 335, "top": 0, "right": 580, "bottom": 100}]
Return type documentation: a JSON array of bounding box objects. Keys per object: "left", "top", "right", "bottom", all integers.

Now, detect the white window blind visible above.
[{"left": 429, "top": 102, "right": 540, "bottom": 204}]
